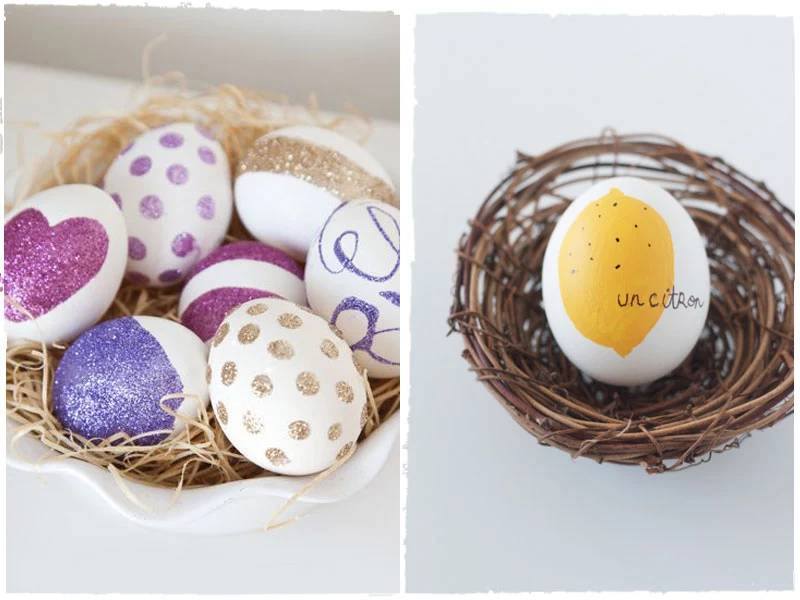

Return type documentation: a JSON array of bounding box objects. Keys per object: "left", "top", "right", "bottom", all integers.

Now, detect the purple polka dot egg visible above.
[
  {"left": 207, "top": 297, "right": 367, "bottom": 475},
  {"left": 102, "top": 122, "right": 232, "bottom": 287},
  {"left": 3, "top": 184, "right": 127, "bottom": 345},
  {"left": 52, "top": 316, "right": 209, "bottom": 445},
  {"left": 178, "top": 241, "right": 306, "bottom": 343}
]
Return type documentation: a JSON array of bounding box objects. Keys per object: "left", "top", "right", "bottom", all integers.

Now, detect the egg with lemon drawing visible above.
[{"left": 542, "top": 177, "right": 710, "bottom": 386}]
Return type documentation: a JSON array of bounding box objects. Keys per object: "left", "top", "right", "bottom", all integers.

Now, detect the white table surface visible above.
[
  {"left": 407, "top": 15, "right": 794, "bottom": 593},
  {"left": 4, "top": 61, "right": 401, "bottom": 594}
]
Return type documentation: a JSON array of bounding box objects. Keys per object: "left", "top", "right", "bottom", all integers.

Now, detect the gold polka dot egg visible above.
[
  {"left": 542, "top": 177, "right": 710, "bottom": 386},
  {"left": 207, "top": 297, "right": 368, "bottom": 475}
]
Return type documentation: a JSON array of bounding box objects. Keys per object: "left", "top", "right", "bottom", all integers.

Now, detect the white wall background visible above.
[{"left": 4, "top": 6, "right": 400, "bottom": 120}]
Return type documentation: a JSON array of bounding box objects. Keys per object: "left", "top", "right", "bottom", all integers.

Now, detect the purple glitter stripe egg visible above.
[
  {"left": 185, "top": 241, "right": 304, "bottom": 283},
  {"left": 52, "top": 317, "right": 184, "bottom": 446},
  {"left": 181, "top": 287, "right": 278, "bottom": 342}
]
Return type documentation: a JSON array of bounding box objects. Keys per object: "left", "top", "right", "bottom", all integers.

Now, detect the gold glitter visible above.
[
  {"left": 296, "top": 371, "right": 320, "bottom": 395},
  {"left": 298, "top": 305, "right": 313, "bottom": 313},
  {"left": 213, "top": 322, "right": 229, "bottom": 347},
  {"left": 216, "top": 401, "right": 228, "bottom": 425},
  {"left": 237, "top": 136, "right": 398, "bottom": 206},
  {"left": 320, "top": 339, "right": 339, "bottom": 359},
  {"left": 205, "top": 365, "right": 212, "bottom": 384},
  {"left": 288, "top": 420, "right": 311, "bottom": 440},
  {"left": 328, "top": 423, "right": 342, "bottom": 441},
  {"left": 336, "top": 442, "right": 354, "bottom": 461},
  {"left": 352, "top": 355, "right": 366, "bottom": 376},
  {"left": 251, "top": 374, "right": 273, "bottom": 398},
  {"left": 237, "top": 323, "right": 260, "bottom": 344},
  {"left": 278, "top": 313, "right": 303, "bottom": 329},
  {"left": 329, "top": 323, "right": 345, "bottom": 340},
  {"left": 268, "top": 340, "right": 295, "bottom": 360},
  {"left": 242, "top": 410, "right": 263, "bottom": 434},
  {"left": 360, "top": 404, "right": 370, "bottom": 429},
  {"left": 265, "top": 448, "right": 290, "bottom": 467},
  {"left": 336, "top": 381, "right": 354, "bottom": 403},
  {"left": 221, "top": 361, "right": 237, "bottom": 386},
  {"left": 246, "top": 303, "right": 268, "bottom": 316}
]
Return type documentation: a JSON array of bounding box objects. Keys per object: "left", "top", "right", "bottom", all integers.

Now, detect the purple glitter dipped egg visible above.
[
  {"left": 3, "top": 184, "right": 128, "bottom": 345},
  {"left": 52, "top": 316, "right": 209, "bottom": 445},
  {"left": 178, "top": 241, "right": 306, "bottom": 342},
  {"left": 101, "top": 122, "right": 233, "bottom": 289}
]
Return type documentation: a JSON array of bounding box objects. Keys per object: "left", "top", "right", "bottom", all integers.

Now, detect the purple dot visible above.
[
  {"left": 158, "top": 269, "right": 183, "bottom": 284},
  {"left": 111, "top": 193, "right": 122, "bottom": 209},
  {"left": 196, "top": 195, "right": 215, "bottom": 220},
  {"left": 167, "top": 164, "right": 189, "bottom": 185},
  {"left": 139, "top": 195, "right": 163, "bottom": 219},
  {"left": 120, "top": 142, "right": 134, "bottom": 156},
  {"left": 197, "top": 146, "right": 217, "bottom": 165},
  {"left": 171, "top": 232, "right": 198, "bottom": 258},
  {"left": 128, "top": 237, "right": 147, "bottom": 260},
  {"left": 159, "top": 132, "right": 184, "bottom": 148},
  {"left": 130, "top": 156, "right": 152, "bottom": 176},
  {"left": 126, "top": 271, "right": 150, "bottom": 285},
  {"left": 195, "top": 124, "right": 216, "bottom": 140}
]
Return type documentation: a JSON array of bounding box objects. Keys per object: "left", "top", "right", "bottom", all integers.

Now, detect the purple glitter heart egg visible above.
[{"left": 52, "top": 316, "right": 209, "bottom": 445}]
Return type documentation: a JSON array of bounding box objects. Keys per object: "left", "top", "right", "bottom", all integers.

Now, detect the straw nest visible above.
[
  {"left": 449, "top": 131, "right": 793, "bottom": 473},
  {"left": 5, "top": 76, "right": 400, "bottom": 490}
]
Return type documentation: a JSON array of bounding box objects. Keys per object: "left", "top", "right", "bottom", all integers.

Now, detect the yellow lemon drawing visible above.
[{"left": 558, "top": 188, "right": 674, "bottom": 357}]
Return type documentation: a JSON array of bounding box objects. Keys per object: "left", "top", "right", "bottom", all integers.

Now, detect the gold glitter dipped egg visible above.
[
  {"left": 233, "top": 125, "right": 397, "bottom": 261},
  {"left": 206, "top": 297, "right": 368, "bottom": 476}
]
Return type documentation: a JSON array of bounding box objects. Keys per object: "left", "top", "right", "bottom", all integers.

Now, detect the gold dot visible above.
[
  {"left": 352, "top": 356, "right": 366, "bottom": 376},
  {"left": 268, "top": 339, "right": 295, "bottom": 360},
  {"left": 246, "top": 303, "right": 268, "bottom": 316},
  {"left": 296, "top": 371, "right": 320, "bottom": 395},
  {"left": 213, "top": 322, "right": 229, "bottom": 346},
  {"left": 265, "top": 448, "right": 290, "bottom": 467},
  {"left": 238, "top": 323, "right": 260, "bottom": 344},
  {"left": 336, "top": 442, "right": 354, "bottom": 461},
  {"left": 336, "top": 381, "right": 354, "bottom": 403},
  {"left": 288, "top": 420, "right": 311, "bottom": 440},
  {"left": 298, "top": 305, "right": 313, "bottom": 314},
  {"left": 320, "top": 339, "right": 339, "bottom": 359},
  {"left": 329, "top": 323, "right": 345, "bottom": 340},
  {"left": 216, "top": 401, "right": 228, "bottom": 425},
  {"left": 251, "top": 374, "right": 273, "bottom": 398},
  {"left": 205, "top": 365, "right": 212, "bottom": 384},
  {"left": 328, "top": 423, "right": 342, "bottom": 441},
  {"left": 242, "top": 410, "right": 263, "bottom": 434},
  {"left": 221, "top": 361, "right": 237, "bottom": 386},
  {"left": 278, "top": 313, "right": 303, "bottom": 329},
  {"left": 360, "top": 403, "right": 370, "bottom": 429}
]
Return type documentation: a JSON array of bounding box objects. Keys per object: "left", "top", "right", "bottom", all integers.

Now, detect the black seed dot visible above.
[
  {"left": 615, "top": 265, "right": 621, "bottom": 269},
  {"left": 648, "top": 243, "right": 651, "bottom": 247},
  {"left": 615, "top": 237, "right": 620, "bottom": 242},
  {"left": 634, "top": 224, "right": 638, "bottom": 228},
  {"left": 571, "top": 269, "right": 576, "bottom": 274},
  {"left": 598, "top": 214, "right": 602, "bottom": 218},
  {"left": 613, "top": 202, "right": 617, "bottom": 207},
  {"left": 596, "top": 203, "right": 599, "bottom": 207},
  {"left": 588, "top": 242, "right": 591, "bottom": 246},
  {"left": 644, "top": 207, "right": 647, "bottom": 210},
  {"left": 590, "top": 257, "right": 594, "bottom": 261}
]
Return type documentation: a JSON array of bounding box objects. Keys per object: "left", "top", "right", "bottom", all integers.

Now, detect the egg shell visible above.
[
  {"left": 3, "top": 184, "right": 127, "bottom": 344},
  {"left": 52, "top": 316, "right": 209, "bottom": 445},
  {"left": 305, "top": 200, "right": 400, "bottom": 379},
  {"left": 234, "top": 125, "right": 396, "bottom": 260},
  {"left": 542, "top": 176, "right": 710, "bottom": 386},
  {"left": 207, "top": 297, "right": 367, "bottom": 476},
  {"left": 178, "top": 241, "right": 306, "bottom": 343},
  {"left": 103, "top": 122, "right": 233, "bottom": 287}
]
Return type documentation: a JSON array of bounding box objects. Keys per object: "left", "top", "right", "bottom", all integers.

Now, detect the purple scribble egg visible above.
[
  {"left": 178, "top": 241, "right": 306, "bottom": 342},
  {"left": 52, "top": 316, "right": 208, "bottom": 445},
  {"left": 100, "top": 122, "right": 233, "bottom": 288}
]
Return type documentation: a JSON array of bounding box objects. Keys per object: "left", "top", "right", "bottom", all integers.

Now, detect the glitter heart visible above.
[{"left": 3, "top": 208, "right": 109, "bottom": 322}]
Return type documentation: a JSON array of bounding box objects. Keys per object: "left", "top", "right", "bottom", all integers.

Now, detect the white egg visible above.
[
  {"left": 207, "top": 297, "right": 367, "bottom": 476},
  {"left": 103, "top": 122, "right": 232, "bottom": 287},
  {"left": 305, "top": 200, "right": 400, "bottom": 379},
  {"left": 542, "top": 177, "right": 710, "bottom": 386},
  {"left": 52, "top": 316, "right": 209, "bottom": 445},
  {"left": 178, "top": 241, "right": 306, "bottom": 343},
  {"left": 234, "top": 125, "right": 397, "bottom": 260},
  {"left": 3, "top": 184, "right": 127, "bottom": 345}
]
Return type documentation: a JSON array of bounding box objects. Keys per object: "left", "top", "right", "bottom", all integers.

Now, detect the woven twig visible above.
[{"left": 448, "top": 131, "right": 793, "bottom": 473}]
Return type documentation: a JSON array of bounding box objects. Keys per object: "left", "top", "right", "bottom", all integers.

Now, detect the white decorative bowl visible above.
[{"left": 6, "top": 413, "right": 398, "bottom": 535}]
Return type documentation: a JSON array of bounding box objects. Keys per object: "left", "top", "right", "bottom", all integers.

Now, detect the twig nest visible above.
[
  {"left": 207, "top": 297, "right": 367, "bottom": 476},
  {"left": 449, "top": 132, "right": 794, "bottom": 473}
]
